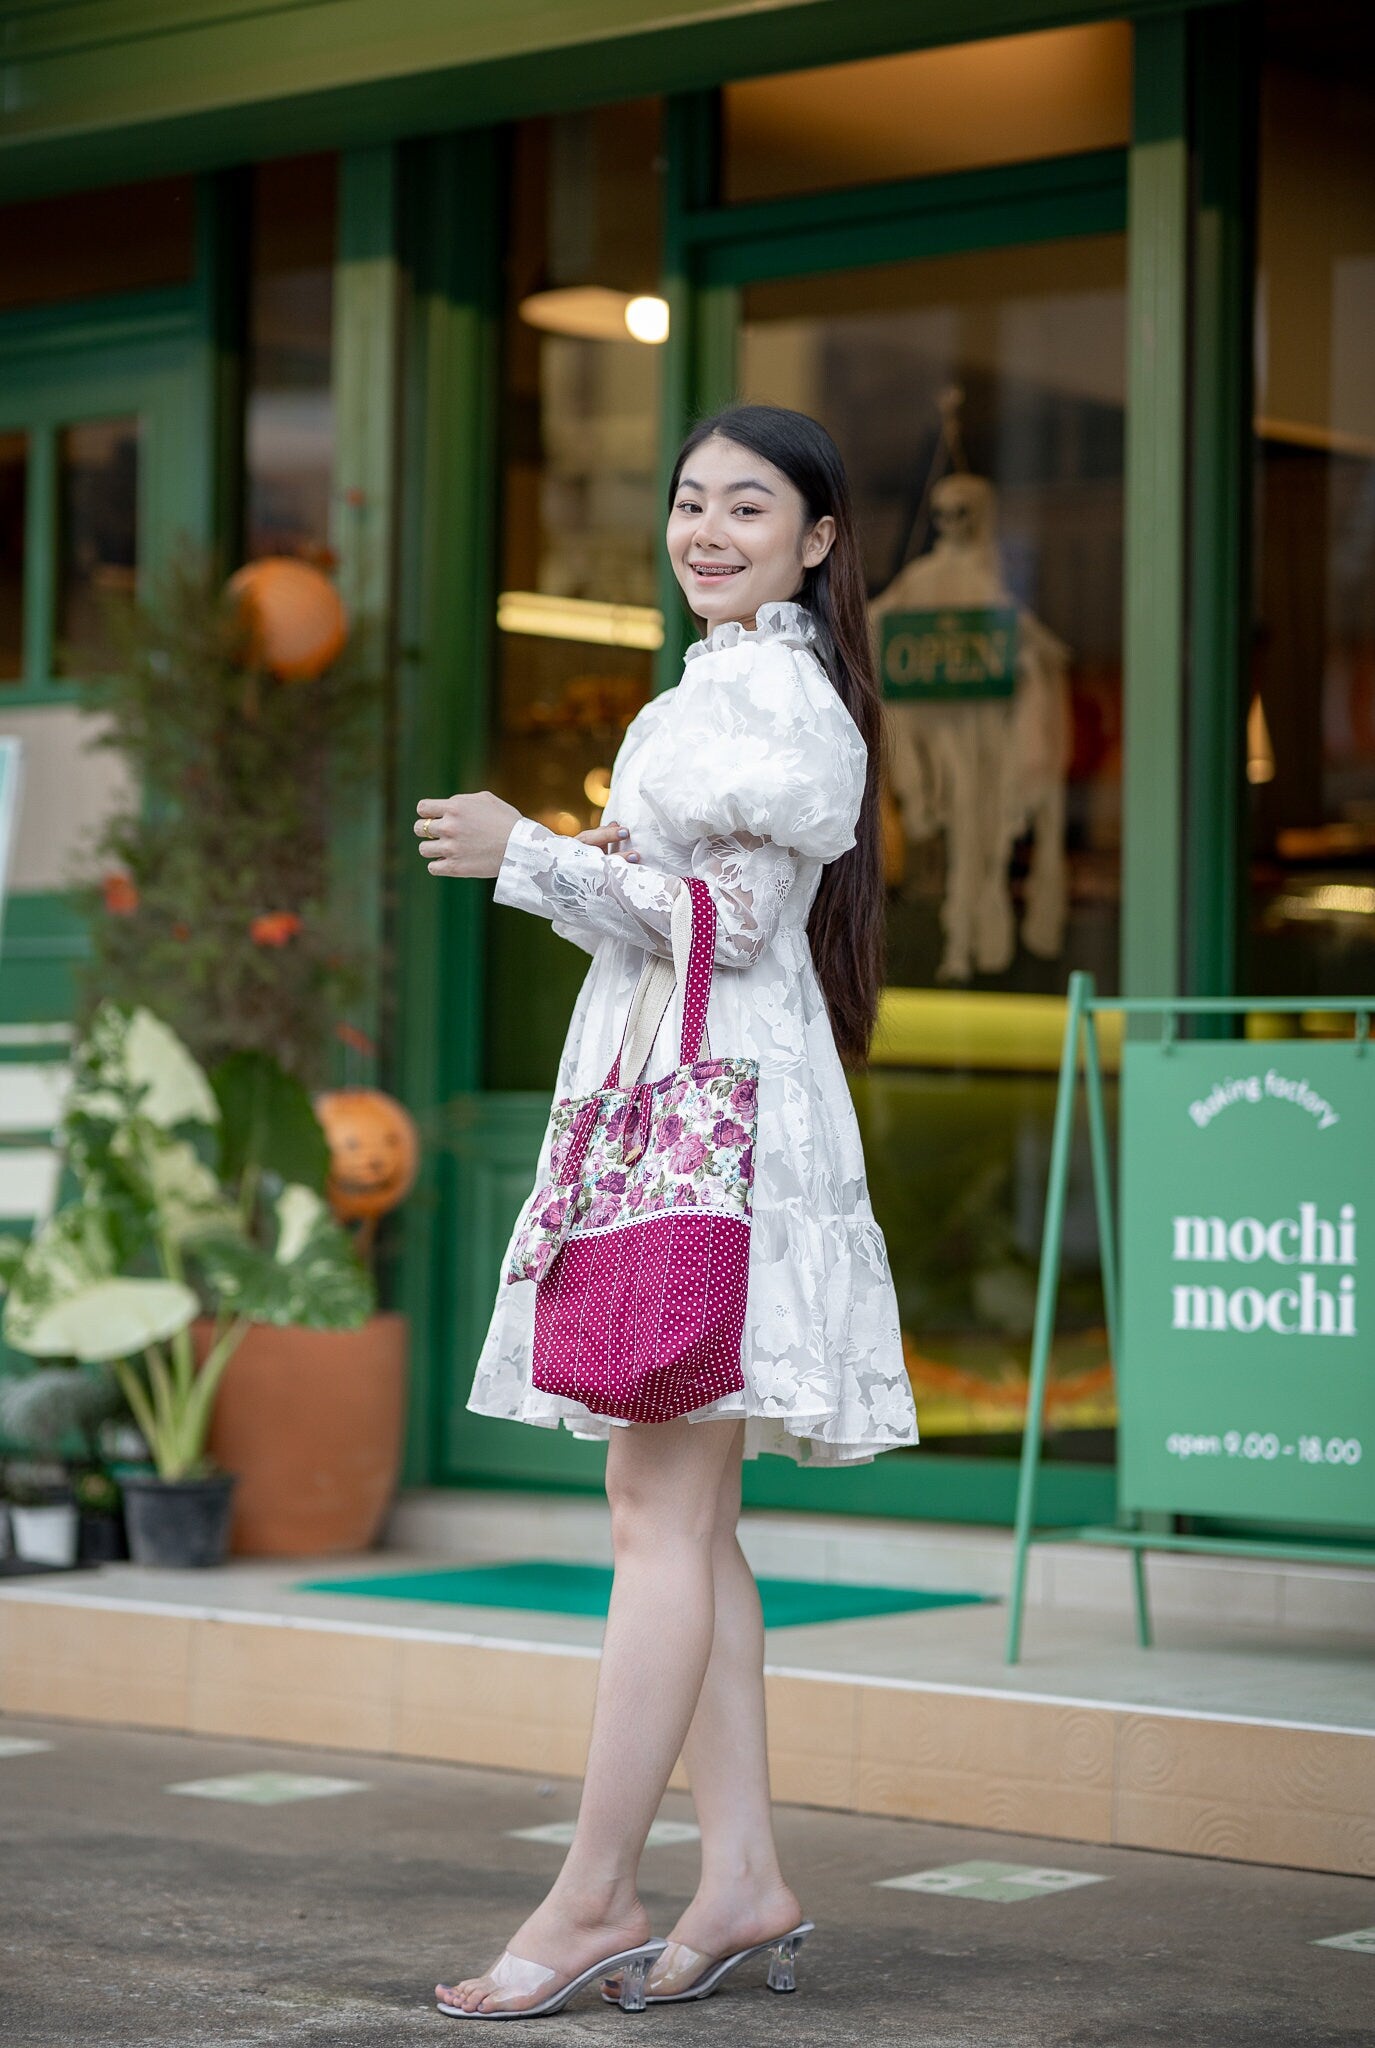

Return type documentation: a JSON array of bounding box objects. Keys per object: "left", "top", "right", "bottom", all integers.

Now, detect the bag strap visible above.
[
  {"left": 603, "top": 880, "right": 718, "bottom": 1090},
  {"left": 678, "top": 877, "right": 716, "bottom": 1065}
]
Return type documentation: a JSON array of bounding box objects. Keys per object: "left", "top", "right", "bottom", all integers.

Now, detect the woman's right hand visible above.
[{"left": 576, "top": 820, "right": 640, "bottom": 863}]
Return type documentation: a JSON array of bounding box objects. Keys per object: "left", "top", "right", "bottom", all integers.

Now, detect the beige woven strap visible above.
[{"left": 617, "top": 884, "right": 697, "bottom": 1088}]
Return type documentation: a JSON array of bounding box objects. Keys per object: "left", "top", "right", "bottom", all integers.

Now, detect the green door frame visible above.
[
  {"left": 669, "top": 127, "right": 1131, "bottom": 1527},
  {"left": 418, "top": 124, "right": 1134, "bottom": 1524}
]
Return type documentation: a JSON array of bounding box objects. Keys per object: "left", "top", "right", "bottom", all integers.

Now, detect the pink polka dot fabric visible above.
[{"left": 521, "top": 877, "right": 756, "bottom": 1423}]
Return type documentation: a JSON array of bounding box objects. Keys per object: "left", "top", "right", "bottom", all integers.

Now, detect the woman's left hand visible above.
[{"left": 414, "top": 791, "right": 522, "bottom": 877}]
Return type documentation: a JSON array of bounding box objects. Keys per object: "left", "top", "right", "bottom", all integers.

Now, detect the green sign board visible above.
[
  {"left": 879, "top": 606, "right": 1019, "bottom": 701},
  {"left": 1119, "top": 1041, "right": 1372, "bottom": 1527}
]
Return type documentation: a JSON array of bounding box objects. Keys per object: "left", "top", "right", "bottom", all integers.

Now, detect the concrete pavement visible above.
[{"left": 0, "top": 1718, "right": 1370, "bottom": 2047}]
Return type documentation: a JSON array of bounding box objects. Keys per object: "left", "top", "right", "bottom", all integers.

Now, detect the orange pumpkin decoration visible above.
[
  {"left": 228, "top": 557, "right": 348, "bottom": 681},
  {"left": 315, "top": 1088, "right": 419, "bottom": 1222}
]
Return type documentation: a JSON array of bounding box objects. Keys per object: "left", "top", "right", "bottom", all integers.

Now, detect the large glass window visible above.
[
  {"left": 242, "top": 156, "right": 337, "bottom": 564},
  {"left": 1246, "top": 5, "right": 1375, "bottom": 998},
  {"left": 740, "top": 231, "right": 1126, "bottom": 1458},
  {"left": 723, "top": 25, "right": 1132, "bottom": 203},
  {"left": 486, "top": 103, "right": 665, "bottom": 1089}
]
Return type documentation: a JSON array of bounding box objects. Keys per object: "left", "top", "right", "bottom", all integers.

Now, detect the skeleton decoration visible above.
[{"left": 870, "top": 474, "right": 1071, "bottom": 983}]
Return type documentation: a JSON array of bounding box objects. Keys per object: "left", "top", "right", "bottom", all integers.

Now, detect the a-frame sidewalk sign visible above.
[{"left": 1006, "top": 970, "right": 1375, "bottom": 1664}]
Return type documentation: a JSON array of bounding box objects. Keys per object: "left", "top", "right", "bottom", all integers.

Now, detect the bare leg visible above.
[
  {"left": 437, "top": 1417, "right": 744, "bottom": 2014},
  {"left": 646, "top": 1435, "right": 801, "bottom": 1988}
]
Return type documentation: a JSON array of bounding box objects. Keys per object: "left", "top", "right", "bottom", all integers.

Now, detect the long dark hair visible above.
[{"left": 669, "top": 404, "right": 885, "bottom": 1068}]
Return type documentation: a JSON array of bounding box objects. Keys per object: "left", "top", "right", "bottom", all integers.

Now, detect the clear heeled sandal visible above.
[
  {"left": 437, "top": 1939, "right": 666, "bottom": 2019},
  {"left": 601, "top": 1921, "right": 815, "bottom": 2005}
]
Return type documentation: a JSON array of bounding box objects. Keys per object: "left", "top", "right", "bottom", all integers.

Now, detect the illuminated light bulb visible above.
[
  {"left": 584, "top": 767, "right": 613, "bottom": 808},
  {"left": 1246, "top": 692, "right": 1276, "bottom": 786},
  {"left": 496, "top": 590, "right": 663, "bottom": 651},
  {"left": 624, "top": 295, "right": 670, "bottom": 345},
  {"left": 536, "top": 808, "right": 582, "bottom": 837}
]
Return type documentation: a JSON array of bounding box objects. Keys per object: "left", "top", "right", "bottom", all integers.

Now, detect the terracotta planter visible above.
[{"left": 202, "top": 1313, "right": 407, "bottom": 1557}]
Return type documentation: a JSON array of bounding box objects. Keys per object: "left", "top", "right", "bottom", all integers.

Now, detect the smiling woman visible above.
[{"left": 667, "top": 443, "right": 834, "bottom": 631}]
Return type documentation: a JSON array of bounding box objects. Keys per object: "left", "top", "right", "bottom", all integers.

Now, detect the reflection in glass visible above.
[
  {"left": 0, "top": 432, "right": 25, "bottom": 682},
  {"left": 741, "top": 237, "right": 1126, "bottom": 997},
  {"left": 487, "top": 104, "right": 664, "bottom": 1090},
  {"left": 740, "top": 234, "right": 1126, "bottom": 1453},
  {"left": 1247, "top": 10, "right": 1375, "bottom": 997},
  {"left": 724, "top": 24, "right": 1132, "bottom": 204},
  {"left": 243, "top": 156, "right": 337, "bottom": 563},
  {"left": 56, "top": 419, "right": 140, "bottom": 675}
]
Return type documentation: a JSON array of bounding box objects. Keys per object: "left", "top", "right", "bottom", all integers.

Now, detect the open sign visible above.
[{"left": 879, "top": 606, "right": 1019, "bottom": 701}]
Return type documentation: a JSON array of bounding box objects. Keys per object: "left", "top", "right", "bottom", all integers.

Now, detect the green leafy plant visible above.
[
  {"left": 0, "top": 1358, "right": 124, "bottom": 1468},
  {"left": 0, "top": 1004, "right": 372, "bottom": 1482},
  {"left": 79, "top": 556, "right": 381, "bottom": 1087}
]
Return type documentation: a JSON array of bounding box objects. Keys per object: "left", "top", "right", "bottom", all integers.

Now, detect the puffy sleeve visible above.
[
  {"left": 493, "top": 635, "right": 866, "bottom": 972},
  {"left": 637, "top": 635, "right": 866, "bottom": 861}
]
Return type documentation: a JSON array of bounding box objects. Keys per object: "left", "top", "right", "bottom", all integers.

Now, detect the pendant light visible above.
[
  {"left": 517, "top": 111, "right": 668, "bottom": 345},
  {"left": 519, "top": 285, "right": 669, "bottom": 345}
]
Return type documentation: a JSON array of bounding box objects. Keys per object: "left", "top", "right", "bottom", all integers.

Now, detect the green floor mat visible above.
[{"left": 297, "top": 1560, "right": 989, "bottom": 1629}]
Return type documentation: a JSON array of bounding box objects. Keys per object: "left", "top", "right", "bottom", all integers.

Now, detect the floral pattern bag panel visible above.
[{"left": 507, "top": 877, "right": 758, "bottom": 1423}]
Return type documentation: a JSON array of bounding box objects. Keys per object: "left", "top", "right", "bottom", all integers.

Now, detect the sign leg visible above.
[
  {"left": 1131, "top": 1546, "right": 1152, "bottom": 1647},
  {"left": 1006, "top": 972, "right": 1090, "bottom": 1664}
]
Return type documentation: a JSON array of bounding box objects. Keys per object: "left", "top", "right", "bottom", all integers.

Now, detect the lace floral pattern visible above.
[
  {"left": 471, "top": 601, "right": 920, "bottom": 1465},
  {"left": 508, "top": 1062, "right": 758, "bottom": 1286}
]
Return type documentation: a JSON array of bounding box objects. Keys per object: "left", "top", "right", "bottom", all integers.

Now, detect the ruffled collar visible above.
[{"left": 684, "top": 599, "right": 818, "bottom": 663}]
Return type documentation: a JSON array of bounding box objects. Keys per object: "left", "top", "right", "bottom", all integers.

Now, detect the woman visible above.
[{"left": 415, "top": 405, "right": 919, "bottom": 2019}]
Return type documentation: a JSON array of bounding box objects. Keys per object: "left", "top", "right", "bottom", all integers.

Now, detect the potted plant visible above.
[
  {"left": 0, "top": 1354, "right": 128, "bottom": 1564},
  {"left": 3, "top": 1460, "right": 80, "bottom": 1569},
  {"left": 0, "top": 1003, "right": 373, "bottom": 1568},
  {"left": 206, "top": 1077, "right": 414, "bottom": 1557}
]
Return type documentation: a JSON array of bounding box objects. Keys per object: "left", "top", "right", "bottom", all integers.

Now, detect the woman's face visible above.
[{"left": 667, "top": 434, "right": 835, "bottom": 631}]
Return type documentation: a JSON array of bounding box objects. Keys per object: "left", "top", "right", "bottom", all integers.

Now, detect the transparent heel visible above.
[
  {"left": 766, "top": 1936, "right": 802, "bottom": 1994},
  {"left": 617, "top": 1954, "right": 652, "bottom": 2013}
]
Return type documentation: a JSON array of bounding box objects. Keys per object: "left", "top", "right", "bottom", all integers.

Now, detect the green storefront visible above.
[{"left": 1, "top": 1, "right": 1371, "bottom": 1529}]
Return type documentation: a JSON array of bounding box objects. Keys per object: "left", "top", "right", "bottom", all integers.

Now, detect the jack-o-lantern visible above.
[
  {"left": 228, "top": 557, "right": 348, "bottom": 681},
  {"left": 315, "top": 1088, "right": 419, "bottom": 1221}
]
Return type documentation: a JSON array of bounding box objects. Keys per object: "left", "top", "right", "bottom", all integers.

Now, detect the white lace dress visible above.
[{"left": 468, "top": 600, "right": 920, "bottom": 1465}]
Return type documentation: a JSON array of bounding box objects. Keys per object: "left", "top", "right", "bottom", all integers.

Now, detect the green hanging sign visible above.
[
  {"left": 1117, "top": 1041, "right": 1371, "bottom": 1527},
  {"left": 879, "top": 606, "right": 1019, "bottom": 701}
]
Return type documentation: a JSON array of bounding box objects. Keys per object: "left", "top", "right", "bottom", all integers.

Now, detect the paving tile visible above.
[
  {"left": 0, "top": 1737, "right": 52, "bottom": 1758},
  {"left": 166, "top": 1770, "right": 368, "bottom": 1805},
  {"left": 1312, "top": 1927, "right": 1375, "bottom": 1956},
  {"left": 506, "top": 1819, "right": 700, "bottom": 1848},
  {"left": 877, "top": 1858, "right": 1109, "bottom": 1904}
]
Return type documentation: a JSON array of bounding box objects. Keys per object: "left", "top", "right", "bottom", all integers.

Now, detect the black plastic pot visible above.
[
  {"left": 78, "top": 1509, "right": 129, "bottom": 1566},
  {"left": 122, "top": 1473, "right": 237, "bottom": 1568}
]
